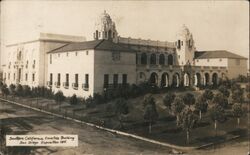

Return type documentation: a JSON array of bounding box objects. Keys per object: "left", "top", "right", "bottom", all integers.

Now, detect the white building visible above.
[{"left": 2, "top": 11, "right": 248, "bottom": 98}]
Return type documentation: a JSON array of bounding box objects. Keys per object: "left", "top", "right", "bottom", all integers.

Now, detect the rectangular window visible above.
[
  {"left": 177, "top": 40, "right": 181, "bottom": 49},
  {"left": 50, "top": 73, "right": 53, "bottom": 83},
  {"left": 66, "top": 52, "right": 69, "bottom": 57},
  {"left": 75, "top": 52, "right": 78, "bottom": 56},
  {"left": 104, "top": 74, "right": 109, "bottom": 87},
  {"left": 13, "top": 73, "right": 15, "bottom": 80},
  {"left": 85, "top": 74, "right": 89, "bottom": 84},
  {"left": 75, "top": 74, "right": 78, "bottom": 84},
  {"left": 50, "top": 54, "right": 52, "bottom": 64},
  {"left": 25, "top": 73, "right": 28, "bottom": 81},
  {"left": 207, "top": 59, "right": 209, "bottom": 62},
  {"left": 8, "top": 73, "right": 10, "bottom": 80},
  {"left": 58, "top": 73, "right": 61, "bottom": 85},
  {"left": 219, "top": 59, "right": 222, "bottom": 62},
  {"left": 66, "top": 74, "right": 69, "bottom": 83},
  {"left": 122, "top": 74, "right": 127, "bottom": 85},
  {"left": 113, "top": 74, "right": 118, "bottom": 87},
  {"left": 32, "top": 73, "right": 35, "bottom": 82},
  {"left": 86, "top": 51, "right": 88, "bottom": 55}
]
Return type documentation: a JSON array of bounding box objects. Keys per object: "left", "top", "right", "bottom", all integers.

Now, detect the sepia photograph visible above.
[{"left": 0, "top": 1, "right": 249, "bottom": 155}]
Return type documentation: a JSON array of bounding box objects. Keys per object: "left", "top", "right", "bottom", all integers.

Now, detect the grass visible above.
[{"left": 1, "top": 88, "right": 248, "bottom": 147}]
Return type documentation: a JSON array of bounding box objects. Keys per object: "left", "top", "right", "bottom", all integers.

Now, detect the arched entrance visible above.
[
  {"left": 172, "top": 73, "right": 180, "bottom": 87},
  {"left": 149, "top": 72, "right": 158, "bottom": 86},
  {"left": 138, "top": 72, "right": 146, "bottom": 83},
  {"left": 212, "top": 73, "right": 218, "bottom": 86},
  {"left": 204, "top": 73, "right": 210, "bottom": 86},
  {"left": 184, "top": 73, "right": 190, "bottom": 87},
  {"left": 194, "top": 73, "right": 201, "bottom": 86},
  {"left": 161, "top": 73, "right": 169, "bottom": 87}
]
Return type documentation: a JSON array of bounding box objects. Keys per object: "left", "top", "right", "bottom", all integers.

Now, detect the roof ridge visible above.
[
  {"left": 47, "top": 43, "right": 70, "bottom": 53},
  {"left": 94, "top": 39, "right": 105, "bottom": 49}
]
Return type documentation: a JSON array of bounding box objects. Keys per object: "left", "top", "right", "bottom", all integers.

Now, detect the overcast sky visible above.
[{"left": 0, "top": 1, "right": 249, "bottom": 65}]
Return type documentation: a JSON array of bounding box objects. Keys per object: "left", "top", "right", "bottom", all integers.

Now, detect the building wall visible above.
[
  {"left": 47, "top": 50, "right": 94, "bottom": 97},
  {"left": 227, "top": 58, "right": 247, "bottom": 78},
  {"left": 94, "top": 50, "right": 136, "bottom": 94},
  {"left": 3, "top": 41, "right": 41, "bottom": 87},
  {"left": 195, "top": 58, "right": 228, "bottom": 67}
]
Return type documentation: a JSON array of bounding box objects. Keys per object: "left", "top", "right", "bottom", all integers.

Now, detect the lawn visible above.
[{"left": 1, "top": 87, "right": 249, "bottom": 148}]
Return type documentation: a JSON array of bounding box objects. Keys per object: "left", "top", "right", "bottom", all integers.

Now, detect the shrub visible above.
[
  {"left": 15, "top": 84, "right": 23, "bottom": 96},
  {"left": 69, "top": 94, "right": 78, "bottom": 105},
  {"left": 22, "top": 85, "right": 31, "bottom": 97}
]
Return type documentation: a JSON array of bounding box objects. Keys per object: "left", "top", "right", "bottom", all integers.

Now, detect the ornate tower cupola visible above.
[
  {"left": 93, "top": 10, "right": 118, "bottom": 43},
  {"left": 175, "top": 24, "right": 195, "bottom": 66}
]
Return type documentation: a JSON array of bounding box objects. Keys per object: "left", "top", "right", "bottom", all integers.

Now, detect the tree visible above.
[
  {"left": 195, "top": 95, "right": 208, "bottom": 120},
  {"left": 218, "top": 85, "right": 230, "bottom": 97},
  {"left": 1, "top": 84, "right": 9, "bottom": 98},
  {"left": 182, "top": 92, "right": 195, "bottom": 108},
  {"left": 171, "top": 96, "right": 185, "bottom": 126},
  {"left": 232, "top": 103, "right": 243, "bottom": 127},
  {"left": 143, "top": 96, "right": 158, "bottom": 133},
  {"left": 163, "top": 92, "right": 175, "bottom": 110},
  {"left": 179, "top": 109, "right": 198, "bottom": 145},
  {"left": 232, "top": 88, "right": 244, "bottom": 103},
  {"left": 22, "top": 85, "right": 31, "bottom": 97},
  {"left": 209, "top": 105, "right": 225, "bottom": 136},
  {"left": 213, "top": 92, "right": 228, "bottom": 109},
  {"left": 54, "top": 91, "right": 65, "bottom": 109},
  {"left": 69, "top": 94, "right": 78, "bottom": 105},
  {"left": 202, "top": 89, "right": 214, "bottom": 104},
  {"left": 9, "top": 84, "right": 16, "bottom": 98},
  {"left": 15, "top": 84, "right": 23, "bottom": 96},
  {"left": 231, "top": 83, "right": 241, "bottom": 92},
  {"left": 114, "top": 98, "right": 129, "bottom": 128}
]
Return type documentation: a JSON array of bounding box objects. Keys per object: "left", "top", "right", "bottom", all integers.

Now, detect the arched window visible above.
[
  {"left": 108, "top": 30, "right": 112, "bottom": 39},
  {"left": 168, "top": 54, "right": 173, "bottom": 65},
  {"left": 159, "top": 54, "right": 165, "bottom": 65},
  {"left": 150, "top": 54, "right": 156, "bottom": 65},
  {"left": 141, "top": 53, "right": 147, "bottom": 65}
]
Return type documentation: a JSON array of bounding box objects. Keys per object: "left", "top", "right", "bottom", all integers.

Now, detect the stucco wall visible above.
[
  {"left": 227, "top": 58, "right": 247, "bottom": 78},
  {"left": 195, "top": 58, "right": 228, "bottom": 67},
  {"left": 94, "top": 50, "right": 136, "bottom": 94},
  {"left": 48, "top": 50, "right": 94, "bottom": 97}
]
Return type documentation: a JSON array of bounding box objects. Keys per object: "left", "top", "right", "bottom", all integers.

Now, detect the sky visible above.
[{"left": 0, "top": 1, "right": 249, "bottom": 67}]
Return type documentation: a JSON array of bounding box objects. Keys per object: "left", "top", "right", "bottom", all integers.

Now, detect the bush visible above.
[
  {"left": 15, "top": 84, "right": 23, "bottom": 96},
  {"left": 69, "top": 94, "right": 78, "bottom": 105},
  {"left": 22, "top": 85, "right": 31, "bottom": 97}
]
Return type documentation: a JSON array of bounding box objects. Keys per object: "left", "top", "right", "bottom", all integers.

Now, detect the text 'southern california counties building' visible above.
[{"left": 2, "top": 11, "right": 248, "bottom": 97}]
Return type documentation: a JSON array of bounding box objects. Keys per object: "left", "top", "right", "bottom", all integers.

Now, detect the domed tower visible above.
[
  {"left": 175, "top": 24, "right": 195, "bottom": 66},
  {"left": 93, "top": 10, "right": 118, "bottom": 43}
]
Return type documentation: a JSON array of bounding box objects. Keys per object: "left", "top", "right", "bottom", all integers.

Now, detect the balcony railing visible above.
[
  {"left": 103, "top": 83, "right": 129, "bottom": 89},
  {"left": 82, "top": 83, "right": 89, "bottom": 91},
  {"left": 54, "top": 82, "right": 60, "bottom": 88},
  {"left": 72, "top": 83, "right": 78, "bottom": 90},
  {"left": 63, "top": 82, "right": 69, "bottom": 89}
]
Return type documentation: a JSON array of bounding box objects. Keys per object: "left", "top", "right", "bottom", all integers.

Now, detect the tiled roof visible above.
[
  {"left": 195, "top": 50, "right": 247, "bottom": 59},
  {"left": 48, "top": 39, "right": 134, "bottom": 53}
]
